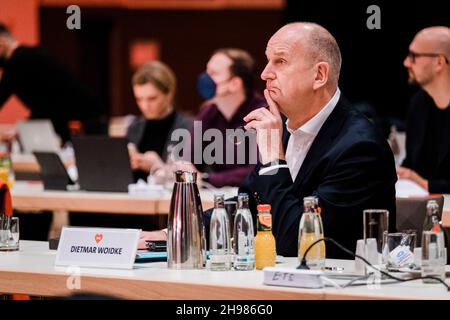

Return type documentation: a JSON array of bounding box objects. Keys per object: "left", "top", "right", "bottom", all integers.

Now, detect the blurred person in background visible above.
[
  {"left": 174, "top": 48, "right": 266, "bottom": 188},
  {"left": 0, "top": 22, "right": 108, "bottom": 241},
  {"left": 0, "top": 22, "right": 107, "bottom": 144},
  {"left": 398, "top": 26, "right": 450, "bottom": 193},
  {"left": 127, "top": 61, "right": 192, "bottom": 182}
]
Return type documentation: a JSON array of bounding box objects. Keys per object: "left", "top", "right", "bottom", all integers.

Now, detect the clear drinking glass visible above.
[
  {"left": 421, "top": 231, "right": 446, "bottom": 283},
  {"left": 363, "top": 209, "right": 389, "bottom": 254},
  {"left": 0, "top": 217, "right": 19, "bottom": 251},
  {"left": 382, "top": 231, "right": 416, "bottom": 269}
]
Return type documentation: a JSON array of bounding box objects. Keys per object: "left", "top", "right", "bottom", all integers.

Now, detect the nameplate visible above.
[
  {"left": 263, "top": 267, "right": 324, "bottom": 289},
  {"left": 55, "top": 227, "right": 140, "bottom": 269}
]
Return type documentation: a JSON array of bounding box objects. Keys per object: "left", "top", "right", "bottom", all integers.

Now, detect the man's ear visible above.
[
  {"left": 312, "top": 62, "right": 329, "bottom": 90},
  {"left": 230, "top": 76, "right": 243, "bottom": 93},
  {"left": 435, "top": 55, "right": 448, "bottom": 72}
]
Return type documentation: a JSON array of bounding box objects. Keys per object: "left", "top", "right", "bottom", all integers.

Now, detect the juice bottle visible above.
[
  {"left": 254, "top": 204, "right": 276, "bottom": 270},
  {"left": 0, "top": 145, "right": 15, "bottom": 189}
]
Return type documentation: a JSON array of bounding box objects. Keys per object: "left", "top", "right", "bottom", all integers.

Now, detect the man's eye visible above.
[{"left": 275, "top": 59, "right": 286, "bottom": 64}]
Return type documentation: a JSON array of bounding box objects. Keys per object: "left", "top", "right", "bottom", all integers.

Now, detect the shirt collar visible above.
[{"left": 286, "top": 88, "right": 341, "bottom": 136}]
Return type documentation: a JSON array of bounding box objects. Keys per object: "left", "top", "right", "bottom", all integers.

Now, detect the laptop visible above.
[
  {"left": 396, "top": 195, "right": 444, "bottom": 246},
  {"left": 17, "top": 119, "right": 61, "bottom": 153},
  {"left": 33, "top": 152, "right": 75, "bottom": 191},
  {"left": 72, "top": 136, "right": 133, "bottom": 192}
]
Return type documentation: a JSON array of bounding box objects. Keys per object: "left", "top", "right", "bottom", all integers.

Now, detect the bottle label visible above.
[
  {"left": 388, "top": 245, "right": 414, "bottom": 267},
  {"left": 235, "top": 256, "right": 255, "bottom": 263},
  {"left": 258, "top": 213, "right": 272, "bottom": 231},
  {"left": 238, "top": 231, "right": 247, "bottom": 255}
]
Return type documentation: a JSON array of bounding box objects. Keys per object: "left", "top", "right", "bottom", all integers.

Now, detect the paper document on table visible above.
[{"left": 395, "top": 179, "right": 429, "bottom": 198}]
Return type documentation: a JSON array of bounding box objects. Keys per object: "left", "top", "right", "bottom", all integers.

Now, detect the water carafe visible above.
[{"left": 167, "top": 170, "right": 206, "bottom": 269}]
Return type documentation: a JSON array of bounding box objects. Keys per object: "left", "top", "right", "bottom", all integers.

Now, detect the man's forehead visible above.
[
  {"left": 410, "top": 35, "right": 436, "bottom": 52},
  {"left": 265, "top": 29, "right": 306, "bottom": 57},
  {"left": 207, "top": 53, "right": 232, "bottom": 70},
  {"left": 265, "top": 39, "right": 301, "bottom": 57}
]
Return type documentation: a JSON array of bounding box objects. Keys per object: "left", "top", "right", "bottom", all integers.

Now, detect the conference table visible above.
[
  {"left": 11, "top": 181, "right": 237, "bottom": 215},
  {"left": 0, "top": 241, "right": 449, "bottom": 300},
  {"left": 10, "top": 181, "right": 450, "bottom": 229}
]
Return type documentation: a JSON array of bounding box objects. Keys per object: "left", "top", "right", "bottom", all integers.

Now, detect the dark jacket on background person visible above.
[
  {"left": 191, "top": 92, "right": 266, "bottom": 187},
  {"left": 126, "top": 111, "right": 192, "bottom": 182},
  {"left": 204, "top": 95, "right": 397, "bottom": 258},
  {"left": 0, "top": 46, "right": 106, "bottom": 142},
  {"left": 402, "top": 89, "right": 450, "bottom": 194}
]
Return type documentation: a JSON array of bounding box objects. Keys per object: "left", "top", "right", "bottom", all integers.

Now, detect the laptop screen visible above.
[{"left": 72, "top": 136, "right": 133, "bottom": 192}]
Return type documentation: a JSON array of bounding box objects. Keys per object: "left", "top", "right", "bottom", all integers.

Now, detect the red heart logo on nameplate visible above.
[{"left": 95, "top": 234, "right": 103, "bottom": 244}]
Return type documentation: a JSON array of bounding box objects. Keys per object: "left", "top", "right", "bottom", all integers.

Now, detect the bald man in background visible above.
[{"left": 398, "top": 27, "right": 450, "bottom": 193}]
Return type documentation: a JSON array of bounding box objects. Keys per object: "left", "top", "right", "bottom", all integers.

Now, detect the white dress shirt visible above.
[{"left": 259, "top": 88, "right": 341, "bottom": 180}]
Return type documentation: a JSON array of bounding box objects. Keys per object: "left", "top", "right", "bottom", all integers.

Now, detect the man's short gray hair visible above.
[{"left": 296, "top": 22, "right": 342, "bottom": 86}]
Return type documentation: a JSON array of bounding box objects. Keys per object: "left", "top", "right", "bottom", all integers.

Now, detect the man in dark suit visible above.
[
  {"left": 138, "top": 22, "right": 397, "bottom": 257},
  {"left": 238, "top": 22, "right": 397, "bottom": 258},
  {"left": 397, "top": 27, "right": 450, "bottom": 194}
]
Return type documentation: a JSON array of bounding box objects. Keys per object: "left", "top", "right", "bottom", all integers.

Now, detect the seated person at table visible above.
[
  {"left": 397, "top": 27, "right": 450, "bottom": 194},
  {"left": 139, "top": 23, "right": 397, "bottom": 257},
  {"left": 172, "top": 48, "right": 266, "bottom": 188},
  {"left": 71, "top": 61, "right": 191, "bottom": 231},
  {"left": 127, "top": 61, "right": 192, "bottom": 182}
]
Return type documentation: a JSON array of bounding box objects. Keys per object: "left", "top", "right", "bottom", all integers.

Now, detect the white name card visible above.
[
  {"left": 55, "top": 227, "right": 140, "bottom": 269},
  {"left": 263, "top": 267, "right": 324, "bottom": 289}
]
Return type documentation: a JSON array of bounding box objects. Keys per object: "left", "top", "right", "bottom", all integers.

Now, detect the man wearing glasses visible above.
[{"left": 397, "top": 26, "right": 450, "bottom": 193}]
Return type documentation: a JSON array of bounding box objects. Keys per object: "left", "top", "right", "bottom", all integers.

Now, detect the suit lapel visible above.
[{"left": 292, "top": 97, "right": 348, "bottom": 186}]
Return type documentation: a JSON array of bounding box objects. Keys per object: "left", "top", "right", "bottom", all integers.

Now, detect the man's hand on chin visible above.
[{"left": 243, "top": 89, "right": 285, "bottom": 164}]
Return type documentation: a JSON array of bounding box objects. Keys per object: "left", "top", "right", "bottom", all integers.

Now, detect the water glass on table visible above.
[
  {"left": 0, "top": 217, "right": 19, "bottom": 251},
  {"left": 382, "top": 231, "right": 416, "bottom": 270},
  {"left": 421, "top": 231, "right": 446, "bottom": 283}
]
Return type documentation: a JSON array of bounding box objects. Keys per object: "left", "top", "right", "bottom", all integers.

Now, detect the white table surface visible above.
[{"left": 0, "top": 241, "right": 449, "bottom": 300}]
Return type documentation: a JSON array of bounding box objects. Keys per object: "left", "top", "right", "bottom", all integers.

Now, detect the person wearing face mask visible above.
[
  {"left": 397, "top": 26, "right": 450, "bottom": 194},
  {"left": 127, "top": 61, "right": 192, "bottom": 182},
  {"left": 0, "top": 23, "right": 107, "bottom": 143},
  {"left": 182, "top": 48, "right": 266, "bottom": 188}
]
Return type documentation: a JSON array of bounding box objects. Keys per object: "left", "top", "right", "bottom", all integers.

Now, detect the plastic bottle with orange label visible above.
[{"left": 254, "top": 204, "right": 276, "bottom": 270}]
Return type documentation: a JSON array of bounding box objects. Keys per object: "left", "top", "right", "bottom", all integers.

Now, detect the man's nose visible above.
[
  {"left": 261, "top": 64, "right": 274, "bottom": 81},
  {"left": 403, "top": 56, "right": 411, "bottom": 68}
]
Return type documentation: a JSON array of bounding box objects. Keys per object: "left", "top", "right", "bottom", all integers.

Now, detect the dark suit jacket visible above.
[
  {"left": 402, "top": 90, "right": 450, "bottom": 194},
  {"left": 234, "top": 95, "right": 397, "bottom": 258}
]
